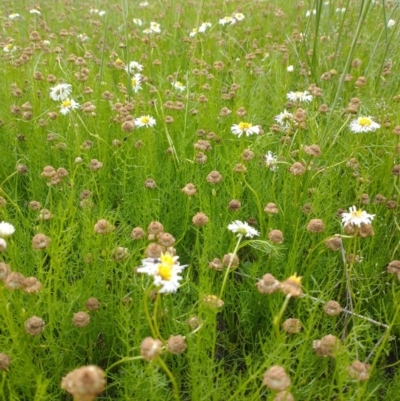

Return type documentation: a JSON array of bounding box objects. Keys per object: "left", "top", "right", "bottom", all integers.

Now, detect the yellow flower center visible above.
[
  {"left": 141, "top": 116, "right": 150, "bottom": 124},
  {"left": 157, "top": 253, "right": 175, "bottom": 280},
  {"left": 62, "top": 100, "right": 71, "bottom": 108},
  {"left": 115, "top": 58, "right": 124, "bottom": 65},
  {"left": 358, "top": 117, "right": 372, "bottom": 126},
  {"left": 6, "top": 44, "right": 12, "bottom": 50},
  {"left": 288, "top": 274, "right": 302, "bottom": 284},
  {"left": 132, "top": 79, "right": 137, "bottom": 86},
  {"left": 351, "top": 209, "right": 363, "bottom": 217},
  {"left": 238, "top": 122, "right": 251, "bottom": 130}
]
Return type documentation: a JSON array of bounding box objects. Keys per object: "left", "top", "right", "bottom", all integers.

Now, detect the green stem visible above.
[
  {"left": 153, "top": 292, "right": 164, "bottom": 342},
  {"left": 273, "top": 295, "right": 291, "bottom": 335},
  {"left": 105, "top": 356, "right": 143, "bottom": 373},
  {"left": 219, "top": 235, "right": 243, "bottom": 300},
  {"left": 157, "top": 356, "right": 181, "bottom": 401},
  {"left": 143, "top": 286, "right": 157, "bottom": 339}
]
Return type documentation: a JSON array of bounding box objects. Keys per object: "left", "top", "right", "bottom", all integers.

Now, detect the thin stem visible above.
[
  {"left": 106, "top": 356, "right": 143, "bottom": 373},
  {"left": 157, "top": 356, "right": 180, "bottom": 401},
  {"left": 143, "top": 286, "right": 157, "bottom": 339},
  {"left": 219, "top": 235, "right": 243, "bottom": 300}
]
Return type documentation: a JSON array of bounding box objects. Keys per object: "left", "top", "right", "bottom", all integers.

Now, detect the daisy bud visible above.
[
  {"left": 263, "top": 365, "right": 291, "bottom": 391},
  {"left": 289, "top": 162, "right": 306, "bottom": 176},
  {"left": 387, "top": 260, "right": 400, "bottom": 276},
  {"left": 94, "top": 219, "right": 114, "bottom": 234},
  {"left": 4, "top": 272, "right": 25, "bottom": 290},
  {"left": 85, "top": 297, "right": 100, "bottom": 311},
  {"left": 0, "top": 262, "right": 11, "bottom": 281},
  {"left": 192, "top": 212, "right": 209, "bottom": 226},
  {"left": 166, "top": 335, "right": 187, "bottom": 354},
  {"left": 256, "top": 273, "right": 280, "bottom": 294},
  {"left": 23, "top": 277, "right": 42, "bottom": 293},
  {"left": 203, "top": 295, "right": 224, "bottom": 309},
  {"left": 274, "top": 391, "right": 294, "bottom": 401},
  {"left": 24, "top": 316, "right": 45, "bottom": 336},
  {"left": 264, "top": 202, "right": 279, "bottom": 214},
  {"left": 324, "top": 237, "right": 342, "bottom": 251},
  {"left": 32, "top": 234, "right": 51, "bottom": 250},
  {"left": 307, "top": 219, "right": 325, "bottom": 233},
  {"left": 182, "top": 183, "right": 197, "bottom": 196},
  {"left": 208, "top": 258, "right": 223, "bottom": 271},
  {"left": 347, "top": 361, "right": 371, "bottom": 381},
  {"left": 73, "top": 312, "right": 90, "bottom": 328},
  {"left": 148, "top": 221, "right": 164, "bottom": 235},
  {"left": 61, "top": 365, "right": 106, "bottom": 401},
  {"left": 130, "top": 227, "right": 146, "bottom": 239},
  {"left": 280, "top": 275, "right": 302, "bottom": 297},
  {"left": 0, "top": 354, "right": 11, "bottom": 371},
  {"left": 282, "top": 318, "right": 302, "bottom": 334},
  {"left": 228, "top": 199, "right": 241, "bottom": 211},
  {"left": 313, "top": 334, "right": 341, "bottom": 357},
  {"left": 222, "top": 253, "right": 239, "bottom": 269},
  {"left": 323, "top": 301, "right": 343, "bottom": 316},
  {"left": 140, "top": 337, "right": 163, "bottom": 361},
  {"left": 145, "top": 243, "right": 164, "bottom": 258},
  {"left": 206, "top": 170, "right": 223, "bottom": 184},
  {"left": 268, "top": 229, "right": 284, "bottom": 244}
]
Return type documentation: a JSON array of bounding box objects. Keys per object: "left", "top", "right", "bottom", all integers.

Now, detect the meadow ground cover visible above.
[{"left": 1, "top": 0, "right": 400, "bottom": 399}]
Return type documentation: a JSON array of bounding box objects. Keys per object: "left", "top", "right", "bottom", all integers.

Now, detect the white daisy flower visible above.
[
  {"left": 0, "top": 222, "right": 15, "bottom": 238},
  {"left": 286, "top": 91, "right": 313, "bottom": 103},
  {"left": 133, "top": 18, "right": 143, "bottom": 26},
  {"left": 172, "top": 81, "right": 186, "bottom": 91},
  {"left": 228, "top": 220, "right": 259, "bottom": 238},
  {"left": 9, "top": 13, "right": 20, "bottom": 20},
  {"left": 189, "top": 28, "right": 198, "bottom": 37},
  {"left": 349, "top": 116, "right": 380, "bottom": 133},
  {"left": 306, "top": 9, "right": 316, "bottom": 17},
  {"left": 125, "top": 61, "right": 143, "bottom": 74},
  {"left": 341, "top": 206, "right": 375, "bottom": 228},
  {"left": 199, "top": 22, "right": 212, "bottom": 32},
  {"left": 138, "top": 252, "right": 187, "bottom": 294},
  {"left": 29, "top": 9, "right": 41, "bottom": 15},
  {"left": 131, "top": 73, "right": 143, "bottom": 93},
  {"left": 135, "top": 115, "right": 156, "bottom": 128},
  {"left": 265, "top": 151, "right": 278, "bottom": 172},
  {"left": 287, "top": 65, "right": 294, "bottom": 72},
  {"left": 219, "top": 16, "right": 236, "bottom": 25},
  {"left": 139, "top": 1, "right": 149, "bottom": 7},
  {"left": 60, "top": 99, "right": 80, "bottom": 115},
  {"left": 335, "top": 8, "right": 346, "bottom": 13},
  {"left": 387, "top": 19, "right": 396, "bottom": 28},
  {"left": 77, "top": 34, "right": 90, "bottom": 42},
  {"left": 89, "top": 8, "right": 99, "bottom": 14},
  {"left": 231, "top": 122, "right": 260, "bottom": 138},
  {"left": 50, "top": 83, "right": 72, "bottom": 101},
  {"left": 98, "top": 11, "right": 106, "bottom": 17},
  {"left": 274, "top": 109, "right": 293, "bottom": 127},
  {"left": 3, "top": 44, "right": 15, "bottom": 53},
  {"left": 143, "top": 28, "right": 152, "bottom": 34},
  {"left": 150, "top": 22, "right": 161, "bottom": 33},
  {"left": 233, "top": 13, "right": 245, "bottom": 21}
]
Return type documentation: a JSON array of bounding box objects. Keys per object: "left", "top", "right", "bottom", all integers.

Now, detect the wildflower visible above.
[
  {"left": 206, "top": 171, "right": 222, "bottom": 183},
  {"left": 182, "top": 183, "right": 197, "bottom": 196},
  {"left": 280, "top": 274, "right": 302, "bottom": 297},
  {"left": 265, "top": 151, "right": 278, "bottom": 171},
  {"left": 150, "top": 22, "right": 161, "bottom": 33},
  {"left": 139, "top": 1, "right": 149, "bottom": 7},
  {"left": 172, "top": 81, "right": 186, "bottom": 91},
  {"left": 227, "top": 220, "right": 259, "bottom": 238},
  {"left": 263, "top": 366, "right": 291, "bottom": 391},
  {"left": 256, "top": 273, "right": 280, "bottom": 294},
  {"left": 228, "top": 199, "right": 241, "bottom": 211},
  {"left": 9, "top": 14, "right": 20, "bottom": 20},
  {"left": 0, "top": 262, "right": 10, "bottom": 281},
  {"left": 324, "top": 301, "right": 343, "bottom": 316},
  {"left": 135, "top": 115, "right": 156, "bottom": 128},
  {"left": 192, "top": 212, "right": 209, "bottom": 226},
  {"left": 0, "top": 222, "right": 15, "bottom": 238},
  {"left": 264, "top": 203, "right": 279, "bottom": 214},
  {"left": 286, "top": 91, "right": 313, "bottom": 103},
  {"left": 341, "top": 206, "right": 375, "bottom": 228},
  {"left": 203, "top": 294, "right": 224, "bottom": 308},
  {"left": 222, "top": 253, "right": 240, "bottom": 268},
  {"left": 306, "top": 9, "right": 316, "bottom": 17},
  {"left": 307, "top": 219, "right": 325, "bottom": 233},
  {"left": 98, "top": 11, "right": 106, "bottom": 16},
  {"left": 287, "top": 65, "right": 294, "bottom": 72},
  {"left": 4, "top": 272, "right": 25, "bottom": 290},
  {"left": 94, "top": 219, "right": 114, "bottom": 234},
  {"left": 233, "top": 13, "right": 245, "bottom": 21},
  {"left": 269, "top": 229, "right": 284, "bottom": 244},
  {"left": 189, "top": 28, "right": 198, "bottom": 37},
  {"left": 387, "top": 19, "right": 396, "bottom": 28},
  {"left": 125, "top": 61, "right": 143, "bottom": 74},
  {"left": 131, "top": 73, "right": 143, "bottom": 93},
  {"left": 199, "top": 22, "right": 212, "bottom": 32},
  {"left": 60, "top": 99, "right": 79, "bottom": 115},
  {"left": 32, "top": 234, "right": 51, "bottom": 250},
  {"left": 23, "top": 277, "right": 42, "bottom": 293},
  {"left": 140, "top": 337, "right": 163, "bottom": 361},
  {"left": 50, "top": 83, "right": 72, "bottom": 101},
  {"left": 61, "top": 365, "right": 106, "bottom": 401},
  {"left": 137, "top": 252, "right": 187, "bottom": 294},
  {"left": 275, "top": 110, "right": 293, "bottom": 127},
  {"left": 3, "top": 44, "right": 15, "bottom": 53},
  {"left": 133, "top": 18, "right": 143, "bottom": 26},
  {"left": 219, "top": 16, "right": 236, "bottom": 25},
  {"left": 231, "top": 122, "right": 260, "bottom": 138},
  {"left": 0, "top": 239, "right": 7, "bottom": 252},
  {"left": 29, "top": 9, "right": 41, "bottom": 15},
  {"left": 349, "top": 116, "right": 380, "bottom": 133}
]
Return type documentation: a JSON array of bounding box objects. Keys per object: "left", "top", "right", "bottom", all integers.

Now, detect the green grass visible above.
[{"left": 1, "top": 0, "right": 400, "bottom": 400}]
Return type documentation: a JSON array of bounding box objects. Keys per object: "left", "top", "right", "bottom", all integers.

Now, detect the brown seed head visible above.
[
  {"left": 203, "top": 294, "right": 224, "bottom": 309},
  {"left": 289, "top": 162, "right": 306, "bottom": 176},
  {"left": 23, "top": 277, "right": 42, "bottom": 294},
  {"left": 4, "top": 272, "right": 25, "bottom": 290},
  {"left": 273, "top": 391, "right": 294, "bottom": 401},
  {"left": 222, "top": 253, "right": 239, "bottom": 268},
  {"left": 206, "top": 170, "right": 223, "bottom": 184},
  {"left": 208, "top": 258, "right": 223, "bottom": 271},
  {"left": 0, "top": 354, "right": 11, "bottom": 371},
  {"left": 256, "top": 273, "right": 280, "bottom": 294},
  {"left": 268, "top": 229, "right": 284, "bottom": 244},
  {"left": 94, "top": 219, "right": 115, "bottom": 234},
  {"left": 144, "top": 178, "right": 157, "bottom": 189},
  {"left": 0, "top": 262, "right": 11, "bottom": 281},
  {"left": 85, "top": 297, "right": 100, "bottom": 311},
  {"left": 280, "top": 275, "right": 302, "bottom": 297},
  {"left": 388, "top": 260, "right": 400, "bottom": 275},
  {"left": 148, "top": 221, "right": 164, "bottom": 235},
  {"left": 347, "top": 360, "right": 371, "bottom": 381},
  {"left": 130, "top": 227, "right": 146, "bottom": 239},
  {"left": 182, "top": 183, "right": 197, "bottom": 196},
  {"left": 264, "top": 203, "right": 279, "bottom": 214},
  {"left": 192, "top": 212, "right": 209, "bottom": 226},
  {"left": 228, "top": 199, "right": 241, "bottom": 211},
  {"left": 307, "top": 219, "right": 325, "bottom": 233},
  {"left": 145, "top": 243, "right": 164, "bottom": 258},
  {"left": 157, "top": 232, "right": 176, "bottom": 247}
]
